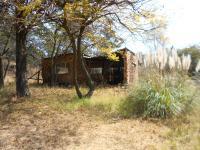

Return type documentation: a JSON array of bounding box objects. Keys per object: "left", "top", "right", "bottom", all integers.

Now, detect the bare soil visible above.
[{"left": 0, "top": 101, "right": 169, "bottom": 150}]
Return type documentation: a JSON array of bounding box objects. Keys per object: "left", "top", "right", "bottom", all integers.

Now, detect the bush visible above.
[{"left": 119, "top": 74, "right": 194, "bottom": 118}]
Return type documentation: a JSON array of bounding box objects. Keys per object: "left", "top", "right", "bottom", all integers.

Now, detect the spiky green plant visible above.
[{"left": 119, "top": 74, "right": 194, "bottom": 118}]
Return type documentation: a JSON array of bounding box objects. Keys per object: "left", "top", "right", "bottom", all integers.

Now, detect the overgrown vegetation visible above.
[
  {"left": 0, "top": 0, "right": 166, "bottom": 98},
  {"left": 119, "top": 73, "right": 196, "bottom": 118},
  {"left": 0, "top": 81, "right": 199, "bottom": 149},
  {"left": 0, "top": 43, "right": 199, "bottom": 149}
]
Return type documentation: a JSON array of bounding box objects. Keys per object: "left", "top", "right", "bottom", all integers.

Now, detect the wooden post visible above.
[
  {"left": 0, "top": 56, "right": 4, "bottom": 88},
  {"left": 37, "top": 71, "right": 40, "bottom": 84}
]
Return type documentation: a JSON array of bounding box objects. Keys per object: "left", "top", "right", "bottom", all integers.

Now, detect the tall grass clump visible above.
[
  {"left": 120, "top": 48, "right": 195, "bottom": 118},
  {"left": 119, "top": 73, "right": 194, "bottom": 118}
]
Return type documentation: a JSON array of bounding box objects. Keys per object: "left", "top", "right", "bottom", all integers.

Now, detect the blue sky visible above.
[{"left": 122, "top": 0, "right": 200, "bottom": 53}]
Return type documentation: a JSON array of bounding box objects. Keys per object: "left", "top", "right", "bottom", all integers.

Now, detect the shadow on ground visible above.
[{"left": 0, "top": 100, "right": 81, "bottom": 150}]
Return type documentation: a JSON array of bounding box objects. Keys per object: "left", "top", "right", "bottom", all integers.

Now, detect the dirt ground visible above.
[{"left": 0, "top": 101, "right": 169, "bottom": 150}]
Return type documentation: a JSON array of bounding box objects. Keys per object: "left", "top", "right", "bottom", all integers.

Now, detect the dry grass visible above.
[
  {"left": 0, "top": 82, "right": 199, "bottom": 150},
  {"left": 163, "top": 110, "right": 200, "bottom": 150},
  {"left": 162, "top": 82, "right": 200, "bottom": 150},
  {"left": 0, "top": 84, "right": 167, "bottom": 150},
  {"left": 27, "top": 85, "right": 127, "bottom": 118}
]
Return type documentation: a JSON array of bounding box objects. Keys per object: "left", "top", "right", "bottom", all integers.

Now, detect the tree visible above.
[
  {"left": 41, "top": 24, "right": 71, "bottom": 86},
  {"left": 0, "top": 2, "right": 15, "bottom": 88},
  {"left": 2, "top": 0, "right": 47, "bottom": 97},
  {"left": 28, "top": 23, "right": 72, "bottom": 86},
  {"left": 49, "top": 0, "right": 162, "bottom": 98},
  {"left": 15, "top": 1, "right": 40, "bottom": 97},
  {"left": 0, "top": 29, "right": 13, "bottom": 88},
  {"left": 1, "top": 0, "right": 164, "bottom": 98}
]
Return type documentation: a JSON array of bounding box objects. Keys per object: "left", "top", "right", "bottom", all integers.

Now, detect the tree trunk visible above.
[
  {"left": 72, "top": 40, "right": 83, "bottom": 98},
  {"left": 77, "top": 47, "right": 95, "bottom": 98},
  {"left": 15, "top": 20, "right": 30, "bottom": 97},
  {"left": 3, "top": 58, "right": 10, "bottom": 80},
  {"left": 77, "top": 31, "right": 95, "bottom": 98},
  {"left": 63, "top": 25, "right": 94, "bottom": 98},
  {"left": 50, "top": 29, "right": 59, "bottom": 87},
  {"left": 0, "top": 56, "right": 4, "bottom": 88},
  {"left": 50, "top": 59, "right": 56, "bottom": 87}
]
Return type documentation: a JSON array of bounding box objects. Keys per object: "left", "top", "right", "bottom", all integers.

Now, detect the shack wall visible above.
[
  {"left": 42, "top": 54, "right": 75, "bottom": 85},
  {"left": 42, "top": 49, "right": 138, "bottom": 86},
  {"left": 123, "top": 51, "right": 138, "bottom": 84}
]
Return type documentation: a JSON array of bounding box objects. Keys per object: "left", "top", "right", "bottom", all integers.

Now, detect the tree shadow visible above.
[{"left": 0, "top": 99, "right": 81, "bottom": 149}]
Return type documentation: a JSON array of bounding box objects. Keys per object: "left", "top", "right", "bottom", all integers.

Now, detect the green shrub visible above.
[{"left": 119, "top": 75, "right": 194, "bottom": 118}]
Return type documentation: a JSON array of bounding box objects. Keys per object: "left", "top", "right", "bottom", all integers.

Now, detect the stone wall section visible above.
[{"left": 123, "top": 51, "right": 138, "bottom": 84}]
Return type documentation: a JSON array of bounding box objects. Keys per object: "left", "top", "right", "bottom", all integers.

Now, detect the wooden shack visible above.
[{"left": 41, "top": 48, "right": 138, "bottom": 86}]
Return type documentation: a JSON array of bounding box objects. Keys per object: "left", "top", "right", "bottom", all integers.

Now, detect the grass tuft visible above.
[{"left": 118, "top": 74, "right": 197, "bottom": 119}]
